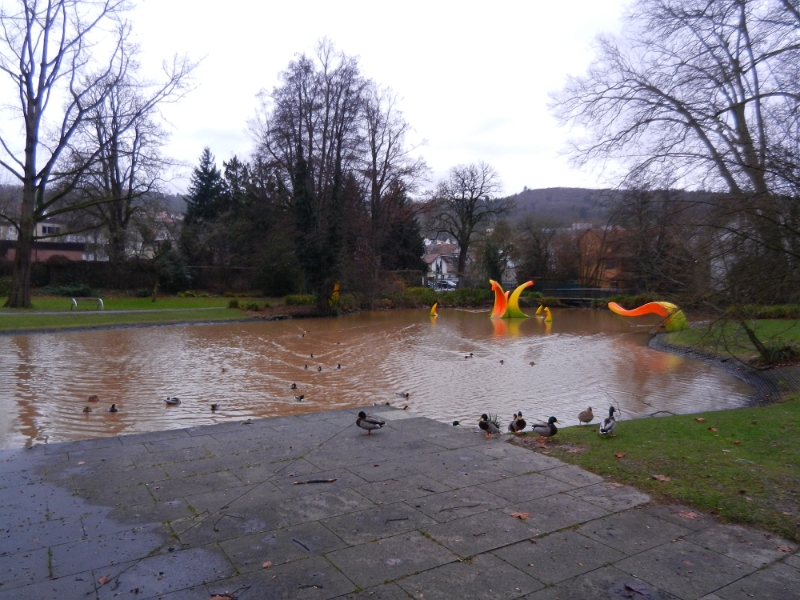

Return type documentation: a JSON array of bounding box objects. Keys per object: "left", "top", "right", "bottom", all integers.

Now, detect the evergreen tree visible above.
[{"left": 184, "top": 148, "right": 224, "bottom": 225}]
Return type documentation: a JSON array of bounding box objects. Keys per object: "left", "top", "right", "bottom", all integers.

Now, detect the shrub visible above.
[
  {"left": 136, "top": 288, "right": 151, "bottom": 298},
  {"left": 43, "top": 283, "right": 94, "bottom": 297},
  {"left": 449, "top": 287, "right": 493, "bottom": 306},
  {"left": 538, "top": 296, "right": 564, "bottom": 307},
  {"left": 228, "top": 299, "right": 239, "bottom": 309},
  {"left": 243, "top": 302, "right": 263, "bottom": 311},
  {"left": 0, "top": 276, "right": 11, "bottom": 297},
  {"left": 223, "top": 291, "right": 235, "bottom": 298},
  {"left": 285, "top": 294, "right": 316, "bottom": 306}
]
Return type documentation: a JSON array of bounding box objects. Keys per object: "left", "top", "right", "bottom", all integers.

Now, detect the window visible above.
[{"left": 42, "top": 226, "right": 60, "bottom": 236}]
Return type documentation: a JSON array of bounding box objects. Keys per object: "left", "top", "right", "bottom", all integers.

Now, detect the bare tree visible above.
[
  {"left": 430, "top": 161, "right": 509, "bottom": 284},
  {"left": 0, "top": 1, "right": 193, "bottom": 307}
]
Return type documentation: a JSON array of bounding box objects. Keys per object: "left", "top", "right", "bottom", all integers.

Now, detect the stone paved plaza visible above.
[{"left": 0, "top": 407, "right": 797, "bottom": 599}]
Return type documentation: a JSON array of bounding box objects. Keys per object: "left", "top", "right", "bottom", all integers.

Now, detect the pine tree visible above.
[{"left": 184, "top": 148, "right": 224, "bottom": 224}]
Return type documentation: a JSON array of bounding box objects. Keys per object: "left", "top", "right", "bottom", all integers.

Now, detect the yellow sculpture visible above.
[
  {"left": 489, "top": 281, "right": 533, "bottom": 319},
  {"left": 430, "top": 302, "right": 438, "bottom": 317},
  {"left": 607, "top": 301, "right": 688, "bottom": 332},
  {"left": 544, "top": 307, "right": 552, "bottom": 323}
]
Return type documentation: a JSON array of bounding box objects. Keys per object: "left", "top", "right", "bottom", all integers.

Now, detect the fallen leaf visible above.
[
  {"left": 708, "top": 427, "right": 717, "bottom": 432},
  {"left": 733, "top": 441, "right": 741, "bottom": 445},
  {"left": 721, "top": 449, "right": 731, "bottom": 453},
  {"left": 262, "top": 561, "right": 272, "bottom": 568},
  {"left": 510, "top": 512, "right": 532, "bottom": 520},
  {"left": 682, "top": 560, "right": 694, "bottom": 566},
  {"left": 615, "top": 452, "right": 626, "bottom": 458},
  {"left": 209, "top": 596, "right": 234, "bottom": 600},
  {"left": 98, "top": 575, "right": 110, "bottom": 585},
  {"left": 677, "top": 511, "right": 698, "bottom": 520},
  {"left": 652, "top": 474, "right": 671, "bottom": 482},
  {"left": 77, "top": 461, "right": 85, "bottom": 465},
  {"left": 373, "top": 464, "right": 380, "bottom": 467},
  {"left": 695, "top": 418, "right": 706, "bottom": 422},
  {"left": 777, "top": 546, "right": 793, "bottom": 552}
]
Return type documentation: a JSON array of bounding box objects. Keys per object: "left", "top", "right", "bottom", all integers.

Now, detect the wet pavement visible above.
[{"left": 0, "top": 407, "right": 796, "bottom": 599}]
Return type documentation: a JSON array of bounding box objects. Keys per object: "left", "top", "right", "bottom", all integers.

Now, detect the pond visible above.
[{"left": 0, "top": 308, "right": 754, "bottom": 447}]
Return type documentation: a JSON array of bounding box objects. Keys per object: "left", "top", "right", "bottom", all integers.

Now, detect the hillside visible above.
[{"left": 505, "top": 187, "right": 610, "bottom": 225}]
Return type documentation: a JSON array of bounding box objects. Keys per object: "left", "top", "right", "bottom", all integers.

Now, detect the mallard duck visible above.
[
  {"left": 310, "top": 353, "right": 314, "bottom": 358},
  {"left": 109, "top": 404, "right": 118, "bottom": 413},
  {"left": 395, "top": 392, "right": 410, "bottom": 398},
  {"left": 599, "top": 406, "right": 617, "bottom": 436},
  {"left": 578, "top": 407, "right": 594, "bottom": 426},
  {"left": 295, "top": 395, "right": 305, "bottom": 401},
  {"left": 512, "top": 411, "right": 527, "bottom": 434},
  {"left": 87, "top": 395, "right": 99, "bottom": 402},
  {"left": 211, "top": 403, "right": 220, "bottom": 411},
  {"left": 304, "top": 364, "right": 308, "bottom": 370},
  {"left": 290, "top": 383, "right": 297, "bottom": 390},
  {"left": 317, "top": 366, "right": 322, "bottom": 372},
  {"left": 499, "top": 359, "right": 504, "bottom": 364},
  {"left": 337, "top": 364, "right": 342, "bottom": 369},
  {"left": 532, "top": 416, "right": 559, "bottom": 442},
  {"left": 478, "top": 414, "right": 501, "bottom": 438},
  {"left": 165, "top": 397, "right": 181, "bottom": 405},
  {"left": 356, "top": 411, "right": 385, "bottom": 435},
  {"left": 82, "top": 406, "right": 92, "bottom": 413},
  {"left": 452, "top": 420, "right": 460, "bottom": 426}
]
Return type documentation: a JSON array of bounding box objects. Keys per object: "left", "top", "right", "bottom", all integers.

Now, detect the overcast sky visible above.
[{"left": 128, "top": 0, "right": 629, "bottom": 195}]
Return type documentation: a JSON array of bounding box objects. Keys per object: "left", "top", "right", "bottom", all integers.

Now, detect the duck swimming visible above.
[
  {"left": 165, "top": 397, "right": 181, "bottom": 405},
  {"left": 356, "top": 411, "right": 385, "bottom": 435},
  {"left": 82, "top": 406, "right": 92, "bottom": 413},
  {"left": 109, "top": 404, "right": 118, "bottom": 413},
  {"left": 211, "top": 403, "right": 220, "bottom": 411},
  {"left": 290, "top": 383, "right": 297, "bottom": 390},
  {"left": 532, "top": 416, "right": 559, "bottom": 443},
  {"left": 295, "top": 395, "right": 305, "bottom": 401},
  {"left": 478, "top": 414, "right": 501, "bottom": 439}
]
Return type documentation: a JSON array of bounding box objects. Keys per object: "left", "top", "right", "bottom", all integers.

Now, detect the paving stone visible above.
[
  {"left": 490, "top": 451, "right": 565, "bottom": 474},
  {"left": 207, "top": 555, "right": 356, "bottom": 600},
  {"left": 271, "top": 469, "right": 368, "bottom": 498},
  {"left": 132, "top": 446, "right": 212, "bottom": 469},
  {"left": 93, "top": 546, "right": 234, "bottom": 599},
  {"left": 220, "top": 521, "right": 348, "bottom": 573},
  {"left": 397, "top": 552, "right": 543, "bottom": 599},
  {"left": 503, "top": 492, "right": 609, "bottom": 535},
  {"left": 0, "top": 569, "right": 96, "bottom": 600},
  {"left": 51, "top": 524, "right": 171, "bottom": 578},
  {"left": 272, "top": 488, "right": 375, "bottom": 525},
  {"left": 615, "top": 539, "right": 757, "bottom": 599},
  {"left": 422, "top": 509, "right": 540, "bottom": 557},
  {"left": 520, "top": 565, "right": 679, "bottom": 600},
  {"left": 566, "top": 482, "right": 651, "bottom": 512},
  {"left": 0, "top": 547, "right": 50, "bottom": 591},
  {"left": 540, "top": 464, "right": 605, "bottom": 487},
  {"left": 336, "top": 582, "right": 411, "bottom": 599},
  {"left": 104, "top": 499, "right": 195, "bottom": 529},
  {"left": 144, "top": 583, "right": 212, "bottom": 599},
  {"left": 327, "top": 531, "right": 457, "bottom": 589},
  {"left": 407, "top": 486, "right": 508, "bottom": 523},
  {"left": 122, "top": 428, "right": 194, "bottom": 446},
  {"left": 642, "top": 504, "right": 724, "bottom": 532},
  {"left": 492, "top": 529, "right": 627, "bottom": 584},
  {"left": 684, "top": 522, "right": 798, "bottom": 568},
  {"left": 713, "top": 561, "right": 800, "bottom": 600},
  {"left": 180, "top": 482, "right": 274, "bottom": 513},
  {"left": 44, "top": 437, "right": 122, "bottom": 454},
  {"left": 148, "top": 471, "right": 246, "bottom": 501},
  {"left": 177, "top": 503, "right": 286, "bottom": 547},
  {"left": 345, "top": 460, "right": 413, "bottom": 483},
  {"left": 478, "top": 472, "right": 575, "bottom": 503},
  {"left": 0, "top": 516, "right": 86, "bottom": 555},
  {"left": 161, "top": 455, "right": 254, "bottom": 479},
  {"left": 784, "top": 552, "right": 800, "bottom": 569},
  {"left": 322, "top": 503, "right": 438, "bottom": 545},
  {"left": 234, "top": 458, "right": 321, "bottom": 485},
  {"left": 578, "top": 509, "right": 692, "bottom": 554},
  {"left": 353, "top": 474, "right": 451, "bottom": 504}
]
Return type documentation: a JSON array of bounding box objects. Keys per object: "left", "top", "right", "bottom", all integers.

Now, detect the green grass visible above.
[
  {"left": 0, "top": 307, "right": 251, "bottom": 332},
  {"left": 513, "top": 397, "right": 800, "bottom": 541},
  {"left": 0, "top": 296, "right": 232, "bottom": 312},
  {"left": 667, "top": 319, "right": 800, "bottom": 360}
]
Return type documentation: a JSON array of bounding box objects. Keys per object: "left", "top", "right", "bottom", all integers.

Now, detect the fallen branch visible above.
[{"left": 293, "top": 478, "right": 338, "bottom": 485}]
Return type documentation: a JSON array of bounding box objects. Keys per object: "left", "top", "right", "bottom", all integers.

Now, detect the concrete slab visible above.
[
  {"left": 578, "top": 508, "right": 693, "bottom": 554},
  {"left": 325, "top": 531, "right": 458, "bottom": 589},
  {"left": 397, "top": 551, "right": 543, "bottom": 599},
  {"left": 422, "top": 509, "right": 539, "bottom": 556},
  {"left": 478, "top": 472, "right": 575, "bottom": 503},
  {"left": 321, "top": 503, "right": 436, "bottom": 546},
  {"left": 408, "top": 486, "right": 508, "bottom": 522},
  {"left": 713, "top": 561, "right": 800, "bottom": 600},
  {"left": 503, "top": 492, "right": 609, "bottom": 535},
  {"left": 683, "top": 522, "right": 798, "bottom": 568},
  {"left": 615, "top": 539, "right": 757, "bottom": 599},
  {"left": 566, "top": 482, "right": 651, "bottom": 512},
  {"left": 521, "top": 565, "right": 680, "bottom": 600},
  {"left": 492, "top": 529, "right": 627, "bottom": 584}
]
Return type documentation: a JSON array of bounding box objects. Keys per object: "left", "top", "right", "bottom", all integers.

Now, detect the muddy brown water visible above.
[{"left": 0, "top": 308, "right": 754, "bottom": 447}]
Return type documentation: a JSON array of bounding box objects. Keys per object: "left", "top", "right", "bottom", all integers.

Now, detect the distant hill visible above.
[{"left": 504, "top": 187, "right": 611, "bottom": 225}]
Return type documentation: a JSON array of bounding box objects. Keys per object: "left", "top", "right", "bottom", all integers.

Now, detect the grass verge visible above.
[
  {"left": 666, "top": 319, "right": 800, "bottom": 361},
  {"left": 0, "top": 308, "right": 252, "bottom": 332},
  {"left": 0, "top": 296, "right": 233, "bottom": 312},
  {"left": 512, "top": 396, "right": 800, "bottom": 541}
]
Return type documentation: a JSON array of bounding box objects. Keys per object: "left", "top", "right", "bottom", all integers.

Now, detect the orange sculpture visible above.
[{"left": 607, "top": 301, "right": 688, "bottom": 332}]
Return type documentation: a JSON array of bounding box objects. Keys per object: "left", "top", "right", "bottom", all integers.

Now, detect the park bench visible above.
[{"left": 70, "top": 297, "right": 104, "bottom": 310}]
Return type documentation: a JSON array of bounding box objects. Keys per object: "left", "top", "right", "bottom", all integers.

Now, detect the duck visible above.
[
  {"left": 532, "top": 416, "right": 559, "bottom": 443},
  {"left": 499, "top": 359, "right": 504, "bottom": 364},
  {"left": 109, "top": 404, "right": 118, "bottom": 413},
  {"left": 356, "top": 411, "right": 385, "bottom": 435},
  {"left": 599, "top": 406, "right": 617, "bottom": 437},
  {"left": 337, "top": 364, "right": 341, "bottom": 369},
  {"left": 478, "top": 414, "right": 501, "bottom": 438},
  {"left": 578, "top": 407, "right": 594, "bottom": 426},
  {"left": 304, "top": 364, "right": 308, "bottom": 370},
  {"left": 211, "top": 403, "right": 220, "bottom": 412},
  {"left": 509, "top": 411, "right": 527, "bottom": 434},
  {"left": 395, "top": 392, "right": 410, "bottom": 398},
  {"left": 529, "top": 361, "right": 536, "bottom": 366},
  {"left": 82, "top": 406, "right": 92, "bottom": 413},
  {"left": 87, "top": 394, "right": 99, "bottom": 402},
  {"left": 294, "top": 395, "right": 305, "bottom": 401},
  {"left": 317, "top": 366, "right": 322, "bottom": 372},
  {"left": 165, "top": 397, "right": 181, "bottom": 405},
  {"left": 452, "top": 420, "right": 460, "bottom": 426},
  {"left": 310, "top": 353, "right": 314, "bottom": 358},
  {"left": 290, "top": 383, "right": 297, "bottom": 390}
]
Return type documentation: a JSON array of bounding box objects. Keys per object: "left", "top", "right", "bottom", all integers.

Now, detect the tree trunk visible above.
[
  {"left": 151, "top": 277, "right": 159, "bottom": 303},
  {"left": 5, "top": 218, "right": 35, "bottom": 309}
]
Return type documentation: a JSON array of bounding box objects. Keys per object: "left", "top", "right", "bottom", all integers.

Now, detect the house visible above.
[
  {"left": 0, "top": 218, "right": 85, "bottom": 262},
  {"left": 422, "top": 240, "right": 460, "bottom": 287}
]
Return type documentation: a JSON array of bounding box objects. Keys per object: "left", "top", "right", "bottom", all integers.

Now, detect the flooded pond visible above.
[{"left": 0, "top": 308, "right": 754, "bottom": 447}]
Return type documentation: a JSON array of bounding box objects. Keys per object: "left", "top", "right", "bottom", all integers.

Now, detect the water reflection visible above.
[{"left": 0, "top": 308, "right": 754, "bottom": 447}]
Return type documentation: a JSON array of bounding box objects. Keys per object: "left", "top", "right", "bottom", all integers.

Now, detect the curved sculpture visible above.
[
  {"left": 544, "top": 307, "right": 552, "bottom": 323},
  {"left": 608, "top": 301, "right": 688, "bottom": 332},
  {"left": 489, "top": 280, "right": 508, "bottom": 318},
  {"left": 535, "top": 305, "right": 543, "bottom": 316},
  {"left": 505, "top": 281, "right": 533, "bottom": 318},
  {"left": 430, "top": 302, "right": 438, "bottom": 317}
]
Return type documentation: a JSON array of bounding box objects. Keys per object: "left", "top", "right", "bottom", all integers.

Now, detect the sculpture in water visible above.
[
  {"left": 489, "top": 280, "right": 533, "bottom": 319},
  {"left": 607, "top": 301, "right": 688, "bottom": 332},
  {"left": 430, "top": 302, "right": 438, "bottom": 317}
]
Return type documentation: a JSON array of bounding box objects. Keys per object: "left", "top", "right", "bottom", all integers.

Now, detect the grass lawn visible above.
[
  {"left": 0, "top": 308, "right": 252, "bottom": 332},
  {"left": 667, "top": 319, "right": 800, "bottom": 360},
  {"left": 512, "top": 396, "right": 800, "bottom": 541},
  {"left": 0, "top": 296, "right": 235, "bottom": 312}
]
